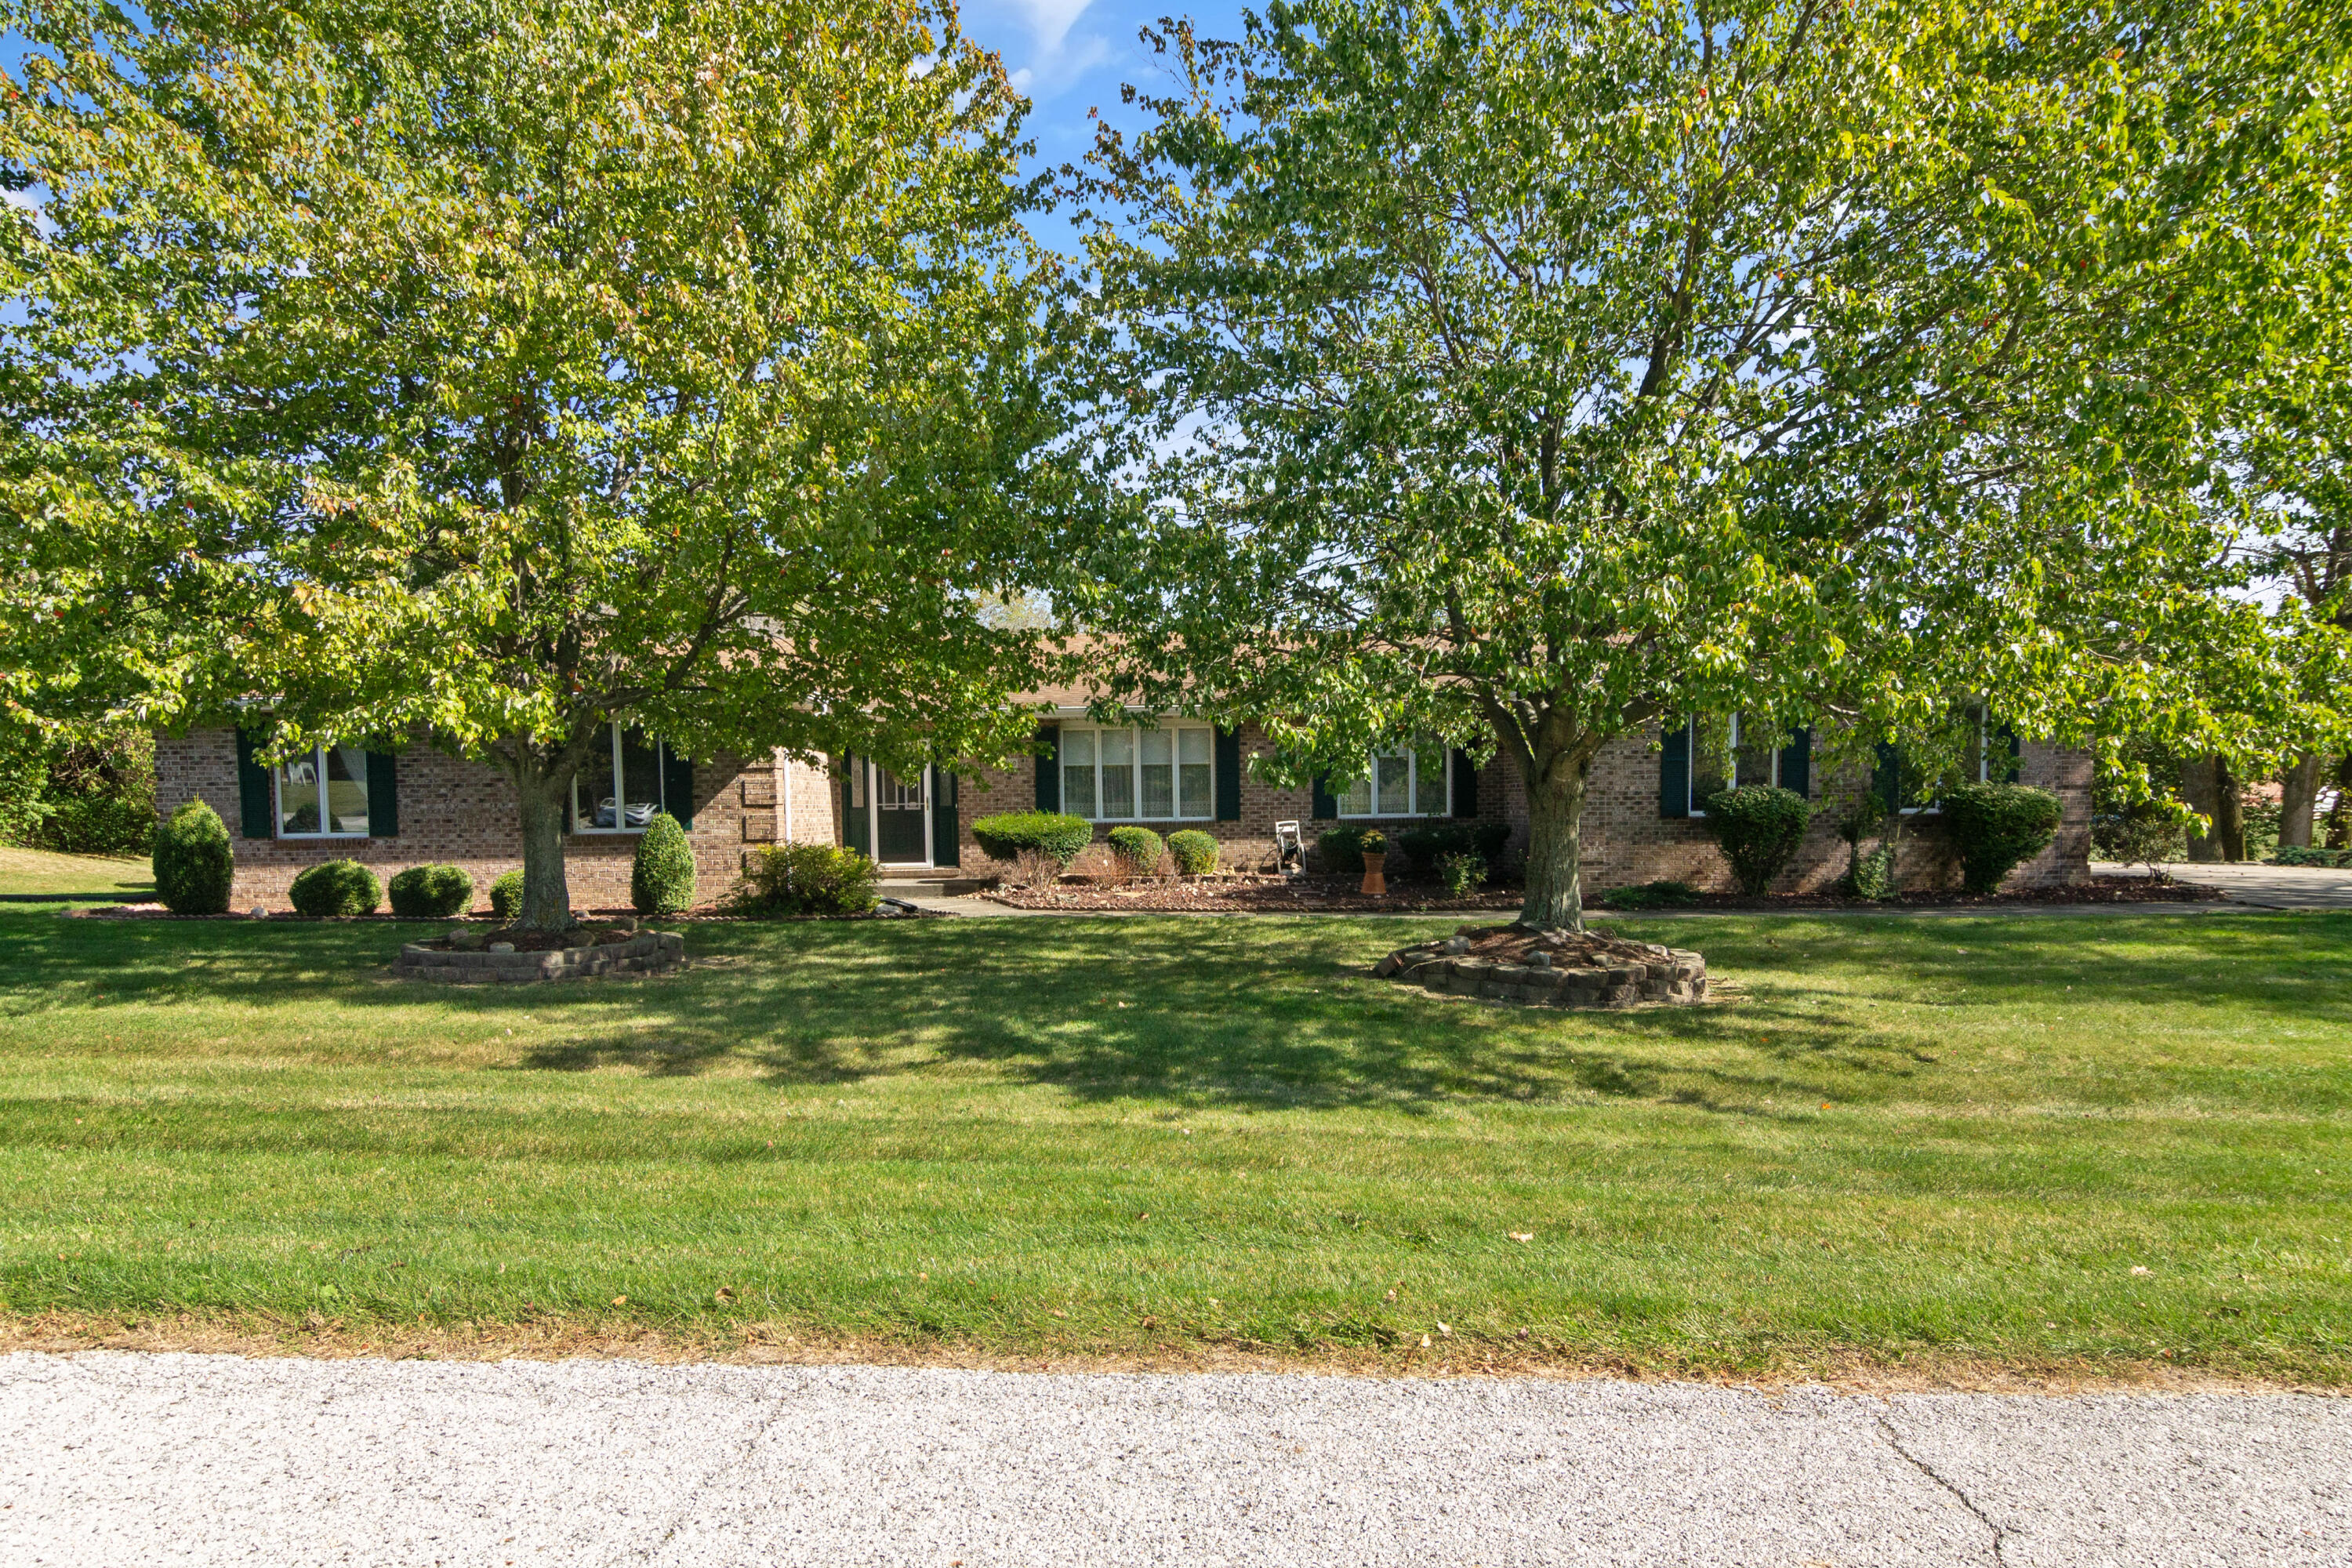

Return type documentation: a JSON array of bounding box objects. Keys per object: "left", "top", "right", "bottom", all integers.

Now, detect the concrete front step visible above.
[{"left": 877, "top": 876, "right": 995, "bottom": 897}]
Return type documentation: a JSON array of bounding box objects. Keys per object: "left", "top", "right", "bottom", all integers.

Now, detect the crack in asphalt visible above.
[
  {"left": 619, "top": 1381, "right": 797, "bottom": 1568},
  {"left": 1878, "top": 1410, "right": 2009, "bottom": 1566}
]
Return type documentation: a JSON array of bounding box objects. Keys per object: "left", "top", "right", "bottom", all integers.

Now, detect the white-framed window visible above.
[
  {"left": 1882, "top": 706, "right": 2017, "bottom": 815},
  {"left": 1685, "top": 715, "right": 1789, "bottom": 817},
  {"left": 572, "top": 722, "right": 669, "bottom": 833},
  {"left": 1060, "top": 721, "right": 1215, "bottom": 822},
  {"left": 1338, "top": 741, "right": 1450, "bottom": 818},
  {"left": 275, "top": 743, "right": 372, "bottom": 837}
]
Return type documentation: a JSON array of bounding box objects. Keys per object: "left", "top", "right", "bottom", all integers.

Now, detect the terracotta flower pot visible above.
[{"left": 1360, "top": 851, "right": 1388, "bottom": 896}]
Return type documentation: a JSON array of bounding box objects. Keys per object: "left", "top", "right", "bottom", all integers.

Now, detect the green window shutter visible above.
[
  {"left": 234, "top": 728, "right": 274, "bottom": 839},
  {"left": 365, "top": 748, "right": 399, "bottom": 837},
  {"left": 1778, "top": 726, "right": 1812, "bottom": 800},
  {"left": 842, "top": 756, "right": 871, "bottom": 855},
  {"left": 662, "top": 746, "right": 694, "bottom": 829},
  {"left": 1214, "top": 726, "right": 1242, "bottom": 822},
  {"left": 1995, "top": 723, "right": 2021, "bottom": 783},
  {"left": 1874, "top": 742, "right": 1903, "bottom": 812},
  {"left": 931, "top": 768, "right": 959, "bottom": 867},
  {"left": 1310, "top": 775, "right": 1338, "bottom": 820},
  {"left": 1658, "top": 720, "right": 1690, "bottom": 819},
  {"left": 1450, "top": 749, "right": 1479, "bottom": 818},
  {"left": 1034, "top": 724, "right": 1060, "bottom": 811}
]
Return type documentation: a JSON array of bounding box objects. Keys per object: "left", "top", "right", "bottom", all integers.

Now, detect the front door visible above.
[{"left": 874, "top": 765, "right": 929, "bottom": 865}]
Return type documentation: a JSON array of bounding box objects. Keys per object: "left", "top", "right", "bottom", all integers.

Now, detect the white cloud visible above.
[{"left": 1015, "top": 0, "right": 1096, "bottom": 52}]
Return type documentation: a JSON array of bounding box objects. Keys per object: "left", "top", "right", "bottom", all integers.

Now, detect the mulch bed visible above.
[
  {"left": 989, "top": 873, "right": 2234, "bottom": 916},
  {"left": 1605, "top": 879, "right": 2232, "bottom": 913},
  {"left": 410, "top": 920, "right": 644, "bottom": 955},
  {"left": 987, "top": 876, "right": 1525, "bottom": 914}
]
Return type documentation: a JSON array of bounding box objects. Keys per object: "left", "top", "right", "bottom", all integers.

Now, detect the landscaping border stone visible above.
[
  {"left": 393, "top": 929, "right": 685, "bottom": 984},
  {"left": 1372, "top": 929, "right": 1708, "bottom": 1010}
]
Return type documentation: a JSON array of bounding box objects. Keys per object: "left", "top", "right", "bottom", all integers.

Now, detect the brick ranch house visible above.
[{"left": 155, "top": 698, "right": 2090, "bottom": 911}]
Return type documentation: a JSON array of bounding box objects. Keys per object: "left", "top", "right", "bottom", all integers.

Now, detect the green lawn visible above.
[
  {"left": 2, "top": 902, "right": 2347, "bottom": 1380},
  {"left": 0, "top": 844, "right": 153, "bottom": 900}
]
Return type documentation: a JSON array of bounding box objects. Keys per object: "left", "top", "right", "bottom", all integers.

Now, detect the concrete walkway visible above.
[{"left": 2, "top": 1352, "right": 2343, "bottom": 1566}]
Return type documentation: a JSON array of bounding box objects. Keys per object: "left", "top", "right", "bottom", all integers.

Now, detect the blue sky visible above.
[{"left": 959, "top": 0, "right": 1248, "bottom": 172}]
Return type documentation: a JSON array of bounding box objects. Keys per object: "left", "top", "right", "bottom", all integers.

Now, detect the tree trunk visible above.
[
  {"left": 514, "top": 768, "right": 574, "bottom": 931},
  {"left": 2212, "top": 754, "right": 2245, "bottom": 862},
  {"left": 2181, "top": 755, "right": 2222, "bottom": 862},
  {"left": 2280, "top": 753, "right": 2321, "bottom": 850},
  {"left": 1518, "top": 745, "right": 1592, "bottom": 931},
  {"left": 2330, "top": 755, "right": 2352, "bottom": 849}
]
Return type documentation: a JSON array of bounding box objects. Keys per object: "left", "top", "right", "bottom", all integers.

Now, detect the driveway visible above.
[
  {"left": 2, "top": 1352, "right": 2343, "bottom": 1566},
  {"left": 2151, "top": 861, "right": 2352, "bottom": 911}
]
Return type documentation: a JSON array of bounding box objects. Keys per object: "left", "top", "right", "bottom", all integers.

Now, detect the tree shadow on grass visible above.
[{"left": 6, "top": 909, "right": 2351, "bottom": 1116}]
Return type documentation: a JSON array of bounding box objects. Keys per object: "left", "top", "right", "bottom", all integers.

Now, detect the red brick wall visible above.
[
  {"left": 940, "top": 719, "right": 2091, "bottom": 891},
  {"left": 156, "top": 729, "right": 779, "bottom": 913},
  {"left": 160, "top": 718, "right": 2090, "bottom": 906}
]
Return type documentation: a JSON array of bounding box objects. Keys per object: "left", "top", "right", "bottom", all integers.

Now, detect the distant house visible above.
[{"left": 154, "top": 692, "right": 2090, "bottom": 910}]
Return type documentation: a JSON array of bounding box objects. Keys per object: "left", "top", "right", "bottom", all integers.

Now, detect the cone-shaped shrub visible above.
[
  {"left": 152, "top": 800, "right": 233, "bottom": 913},
  {"left": 1700, "top": 786, "right": 1812, "bottom": 896},
  {"left": 1941, "top": 782, "right": 2063, "bottom": 894},
  {"left": 631, "top": 811, "right": 696, "bottom": 916}
]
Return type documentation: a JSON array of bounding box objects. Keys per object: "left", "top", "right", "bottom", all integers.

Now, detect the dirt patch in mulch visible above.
[
  {"left": 988, "top": 875, "right": 1525, "bottom": 914},
  {"left": 0, "top": 1311, "right": 2331, "bottom": 1393}
]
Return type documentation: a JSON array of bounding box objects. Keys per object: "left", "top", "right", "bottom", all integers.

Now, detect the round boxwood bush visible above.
[
  {"left": 289, "top": 858, "right": 382, "bottom": 917},
  {"left": 1700, "top": 785, "right": 1813, "bottom": 896},
  {"left": 1166, "top": 829, "right": 1219, "bottom": 876},
  {"left": 1106, "top": 825, "right": 1163, "bottom": 875},
  {"left": 387, "top": 863, "right": 474, "bottom": 919},
  {"left": 1940, "top": 782, "right": 2063, "bottom": 894},
  {"left": 489, "top": 869, "right": 526, "bottom": 920},
  {"left": 151, "top": 800, "right": 234, "bottom": 914},
  {"left": 971, "top": 811, "right": 1092, "bottom": 867},
  {"left": 631, "top": 811, "right": 697, "bottom": 916}
]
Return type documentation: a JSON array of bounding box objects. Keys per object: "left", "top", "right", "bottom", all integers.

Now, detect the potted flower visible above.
[{"left": 1359, "top": 829, "right": 1388, "bottom": 896}]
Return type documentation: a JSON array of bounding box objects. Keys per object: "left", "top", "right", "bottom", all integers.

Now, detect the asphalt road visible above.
[{"left": 2, "top": 1352, "right": 2344, "bottom": 1566}]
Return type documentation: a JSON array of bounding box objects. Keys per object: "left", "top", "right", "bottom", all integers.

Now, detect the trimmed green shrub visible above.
[
  {"left": 2271, "top": 844, "right": 2352, "bottom": 868},
  {"left": 1847, "top": 844, "right": 1894, "bottom": 900},
  {"left": 630, "top": 811, "right": 696, "bottom": 916},
  {"left": 387, "top": 863, "right": 474, "bottom": 919},
  {"left": 1315, "top": 826, "right": 1369, "bottom": 874},
  {"left": 1396, "top": 821, "right": 1510, "bottom": 874},
  {"left": 1941, "top": 782, "right": 2063, "bottom": 894},
  {"left": 1166, "top": 829, "right": 1219, "bottom": 876},
  {"left": 1598, "top": 879, "right": 1700, "bottom": 910},
  {"left": 1436, "top": 851, "right": 1486, "bottom": 897},
  {"left": 1700, "top": 785, "right": 1812, "bottom": 896},
  {"left": 1106, "top": 825, "right": 1163, "bottom": 875},
  {"left": 733, "top": 842, "right": 880, "bottom": 916},
  {"left": 289, "top": 858, "right": 381, "bottom": 917},
  {"left": 971, "top": 811, "right": 1093, "bottom": 867},
  {"left": 151, "top": 800, "right": 233, "bottom": 914},
  {"left": 489, "top": 869, "right": 526, "bottom": 920}
]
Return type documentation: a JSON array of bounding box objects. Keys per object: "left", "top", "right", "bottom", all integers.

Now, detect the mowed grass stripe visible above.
[{"left": 1, "top": 908, "right": 2347, "bottom": 1375}]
